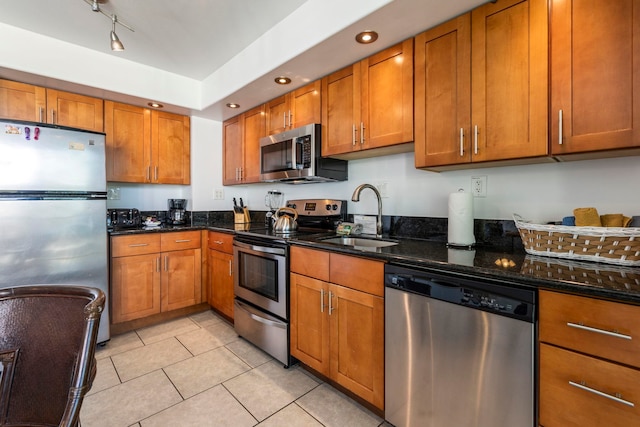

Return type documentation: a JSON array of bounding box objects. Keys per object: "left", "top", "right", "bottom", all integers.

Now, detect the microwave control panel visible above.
[{"left": 296, "top": 135, "right": 312, "bottom": 169}]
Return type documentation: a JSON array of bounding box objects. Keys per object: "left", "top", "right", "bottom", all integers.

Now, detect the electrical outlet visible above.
[
  {"left": 213, "top": 189, "right": 224, "bottom": 200},
  {"left": 471, "top": 176, "right": 487, "bottom": 197},
  {"left": 376, "top": 182, "right": 389, "bottom": 198}
]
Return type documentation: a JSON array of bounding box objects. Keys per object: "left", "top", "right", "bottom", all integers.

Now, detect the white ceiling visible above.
[{"left": 0, "top": 0, "right": 487, "bottom": 120}]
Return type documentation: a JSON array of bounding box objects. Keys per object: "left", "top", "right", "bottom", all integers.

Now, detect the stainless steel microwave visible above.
[{"left": 259, "top": 123, "right": 348, "bottom": 184}]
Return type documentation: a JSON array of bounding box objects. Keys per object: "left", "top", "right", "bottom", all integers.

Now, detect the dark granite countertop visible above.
[{"left": 109, "top": 222, "right": 640, "bottom": 305}]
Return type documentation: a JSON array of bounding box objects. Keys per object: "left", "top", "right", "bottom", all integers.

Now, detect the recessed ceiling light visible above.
[
  {"left": 355, "top": 30, "right": 379, "bottom": 44},
  {"left": 226, "top": 103, "right": 240, "bottom": 109},
  {"left": 147, "top": 102, "right": 163, "bottom": 108},
  {"left": 275, "top": 76, "right": 291, "bottom": 85}
]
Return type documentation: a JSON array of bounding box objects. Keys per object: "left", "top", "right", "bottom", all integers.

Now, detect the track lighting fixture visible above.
[
  {"left": 110, "top": 15, "right": 124, "bottom": 51},
  {"left": 84, "top": 0, "right": 134, "bottom": 51}
]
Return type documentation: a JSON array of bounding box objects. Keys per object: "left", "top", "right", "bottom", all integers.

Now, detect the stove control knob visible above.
[
  {"left": 325, "top": 204, "right": 331, "bottom": 211},
  {"left": 288, "top": 203, "right": 296, "bottom": 209},
  {"left": 332, "top": 204, "right": 338, "bottom": 210}
]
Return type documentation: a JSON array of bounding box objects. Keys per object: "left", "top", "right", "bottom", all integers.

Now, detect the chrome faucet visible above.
[{"left": 351, "top": 183, "right": 383, "bottom": 238}]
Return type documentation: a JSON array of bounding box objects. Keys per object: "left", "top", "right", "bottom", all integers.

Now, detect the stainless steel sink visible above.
[{"left": 319, "top": 236, "right": 399, "bottom": 249}]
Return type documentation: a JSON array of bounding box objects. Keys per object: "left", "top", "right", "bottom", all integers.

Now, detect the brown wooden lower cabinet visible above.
[
  {"left": 110, "top": 231, "right": 202, "bottom": 324},
  {"left": 539, "top": 290, "right": 640, "bottom": 426},
  {"left": 207, "top": 231, "right": 234, "bottom": 319},
  {"left": 289, "top": 245, "right": 384, "bottom": 410}
]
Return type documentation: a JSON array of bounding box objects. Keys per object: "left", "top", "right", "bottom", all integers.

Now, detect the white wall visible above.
[{"left": 107, "top": 117, "right": 640, "bottom": 223}]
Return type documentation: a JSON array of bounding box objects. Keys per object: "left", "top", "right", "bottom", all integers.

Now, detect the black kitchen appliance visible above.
[
  {"left": 168, "top": 198, "right": 187, "bottom": 225},
  {"left": 107, "top": 208, "right": 141, "bottom": 230},
  {"left": 233, "top": 198, "right": 347, "bottom": 367}
]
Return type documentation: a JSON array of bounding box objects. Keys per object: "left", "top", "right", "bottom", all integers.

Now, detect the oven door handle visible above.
[
  {"left": 235, "top": 300, "right": 287, "bottom": 329},
  {"left": 233, "top": 239, "right": 286, "bottom": 256}
]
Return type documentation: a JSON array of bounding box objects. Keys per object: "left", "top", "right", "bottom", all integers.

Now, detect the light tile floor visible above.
[{"left": 80, "top": 309, "right": 387, "bottom": 427}]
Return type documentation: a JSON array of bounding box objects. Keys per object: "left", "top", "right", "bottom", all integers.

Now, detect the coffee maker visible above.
[{"left": 168, "top": 199, "right": 187, "bottom": 225}]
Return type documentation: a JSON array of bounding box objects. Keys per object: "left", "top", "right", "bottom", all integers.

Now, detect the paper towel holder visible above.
[{"left": 447, "top": 188, "right": 476, "bottom": 249}]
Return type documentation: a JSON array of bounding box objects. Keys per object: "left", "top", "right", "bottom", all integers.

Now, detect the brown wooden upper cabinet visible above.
[
  {"left": 414, "top": 0, "right": 549, "bottom": 170},
  {"left": 550, "top": 0, "right": 640, "bottom": 159},
  {"left": 266, "top": 80, "right": 321, "bottom": 135},
  {"left": 321, "top": 39, "right": 414, "bottom": 160},
  {"left": 105, "top": 101, "right": 190, "bottom": 184},
  {"left": 0, "top": 79, "right": 104, "bottom": 132},
  {"left": 223, "top": 104, "right": 265, "bottom": 185}
]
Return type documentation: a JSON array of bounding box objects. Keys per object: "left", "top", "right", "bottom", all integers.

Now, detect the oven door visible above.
[{"left": 233, "top": 237, "right": 288, "bottom": 320}]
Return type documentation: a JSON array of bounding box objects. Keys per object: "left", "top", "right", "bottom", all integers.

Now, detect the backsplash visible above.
[{"left": 186, "top": 210, "right": 523, "bottom": 252}]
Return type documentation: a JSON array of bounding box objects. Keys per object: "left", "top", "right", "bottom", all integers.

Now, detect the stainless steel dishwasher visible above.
[{"left": 384, "top": 264, "right": 536, "bottom": 427}]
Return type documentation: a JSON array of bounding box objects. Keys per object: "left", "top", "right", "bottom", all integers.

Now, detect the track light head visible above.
[
  {"left": 110, "top": 15, "right": 124, "bottom": 51},
  {"left": 91, "top": 0, "right": 100, "bottom": 12}
]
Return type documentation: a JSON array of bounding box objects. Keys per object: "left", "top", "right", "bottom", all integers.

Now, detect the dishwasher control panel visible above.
[{"left": 385, "top": 264, "right": 535, "bottom": 322}]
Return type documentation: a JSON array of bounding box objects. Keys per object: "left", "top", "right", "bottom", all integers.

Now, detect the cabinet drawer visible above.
[
  {"left": 161, "top": 231, "right": 201, "bottom": 251},
  {"left": 208, "top": 231, "right": 234, "bottom": 253},
  {"left": 111, "top": 234, "right": 161, "bottom": 257},
  {"left": 540, "top": 290, "right": 640, "bottom": 369},
  {"left": 290, "top": 246, "right": 330, "bottom": 282},
  {"left": 540, "top": 343, "right": 640, "bottom": 427},
  {"left": 329, "top": 253, "right": 384, "bottom": 297}
]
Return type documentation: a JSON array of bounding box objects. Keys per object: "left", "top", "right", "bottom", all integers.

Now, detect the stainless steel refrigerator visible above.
[{"left": 0, "top": 119, "right": 110, "bottom": 343}]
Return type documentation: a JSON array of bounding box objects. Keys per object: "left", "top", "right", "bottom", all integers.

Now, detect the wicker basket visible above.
[{"left": 513, "top": 214, "right": 640, "bottom": 266}]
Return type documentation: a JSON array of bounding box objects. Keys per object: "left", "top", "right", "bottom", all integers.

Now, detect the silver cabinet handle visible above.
[
  {"left": 360, "top": 122, "right": 365, "bottom": 145},
  {"left": 50, "top": 109, "right": 56, "bottom": 124},
  {"left": 213, "top": 240, "right": 224, "bottom": 245},
  {"left": 459, "top": 128, "right": 464, "bottom": 156},
  {"left": 558, "top": 109, "right": 563, "bottom": 145},
  {"left": 352, "top": 124, "right": 357, "bottom": 146},
  {"left": 228, "top": 259, "right": 232, "bottom": 276},
  {"left": 320, "top": 288, "right": 325, "bottom": 313},
  {"left": 474, "top": 125, "right": 479, "bottom": 154},
  {"left": 328, "top": 290, "right": 334, "bottom": 315},
  {"left": 174, "top": 239, "right": 191, "bottom": 243},
  {"left": 156, "top": 257, "right": 160, "bottom": 272},
  {"left": 569, "top": 381, "right": 634, "bottom": 407},
  {"left": 128, "top": 243, "right": 149, "bottom": 247},
  {"left": 283, "top": 111, "right": 287, "bottom": 129},
  {"left": 147, "top": 166, "right": 151, "bottom": 181},
  {"left": 567, "top": 322, "right": 632, "bottom": 340},
  {"left": 288, "top": 110, "right": 292, "bottom": 128},
  {"left": 164, "top": 255, "right": 168, "bottom": 272},
  {"left": 154, "top": 166, "right": 158, "bottom": 181},
  {"left": 39, "top": 107, "right": 44, "bottom": 123}
]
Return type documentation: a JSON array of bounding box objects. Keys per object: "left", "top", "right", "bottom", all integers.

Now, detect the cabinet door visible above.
[
  {"left": 0, "top": 79, "right": 46, "bottom": 122},
  {"left": 46, "top": 89, "right": 104, "bottom": 132},
  {"left": 242, "top": 105, "right": 266, "bottom": 183},
  {"left": 551, "top": 0, "right": 640, "bottom": 155},
  {"left": 361, "top": 39, "right": 414, "bottom": 150},
  {"left": 161, "top": 248, "right": 202, "bottom": 312},
  {"left": 152, "top": 111, "right": 190, "bottom": 184},
  {"left": 266, "top": 95, "right": 290, "bottom": 135},
  {"left": 414, "top": 14, "right": 472, "bottom": 168},
  {"left": 470, "top": 0, "right": 548, "bottom": 162},
  {"left": 208, "top": 249, "right": 234, "bottom": 319},
  {"left": 290, "top": 273, "right": 330, "bottom": 375},
  {"left": 111, "top": 253, "right": 161, "bottom": 323},
  {"left": 329, "top": 283, "right": 384, "bottom": 410},
  {"left": 105, "top": 101, "right": 152, "bottom": 183},
  {"left": 291, "top": 80, "right": 321, "bottom": 128},
  {"left": 540, "top": 343, "right": 640, "bottom": 427},
  {"left": 222, "top": 115, "right": 243, "bottom": 185},
  {"left": 321, "top": 64, "right": 361, "bottom": 156}
]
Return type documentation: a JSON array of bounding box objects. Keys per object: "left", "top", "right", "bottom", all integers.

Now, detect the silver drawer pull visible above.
[
  {"left": 175, "top": 239, "right": 191, "bottom": 243},
  {"left": 128, "top": 243, "right": 149, "bottom": 247},
  {"left": 567, "top": 322, "right": 632, "bottom": 340},
  {"left": 213, "top": 240, "right": 224, "bottom": 245},
  {"left": 569, "top": 381, "right": 635, "bottom": 407}
]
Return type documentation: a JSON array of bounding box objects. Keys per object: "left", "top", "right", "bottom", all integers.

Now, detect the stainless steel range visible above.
[{"left": 233, "top": 199, "right": 347, "bottom": 367}]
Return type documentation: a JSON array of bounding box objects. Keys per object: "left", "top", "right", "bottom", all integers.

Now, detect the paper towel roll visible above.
[
  {"left": 448, "top": 190, "right": 475, "bottom": 246},
  {"left": 447, "top": 248, "right": 476, "bottom": 266}
]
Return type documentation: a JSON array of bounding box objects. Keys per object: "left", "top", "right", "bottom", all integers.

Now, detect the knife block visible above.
[{"left": 234, "top": 207, "right": 250, "bottom": 224}]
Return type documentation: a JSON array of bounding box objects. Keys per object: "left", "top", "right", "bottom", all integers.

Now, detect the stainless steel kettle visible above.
[{"left": 273, "top": 207, "right": 298, "bottom": 233}]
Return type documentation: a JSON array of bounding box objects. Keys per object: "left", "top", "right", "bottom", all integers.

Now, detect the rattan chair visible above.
[{"left": 0, "top": 285, "right": 105, "bottom": 427}]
